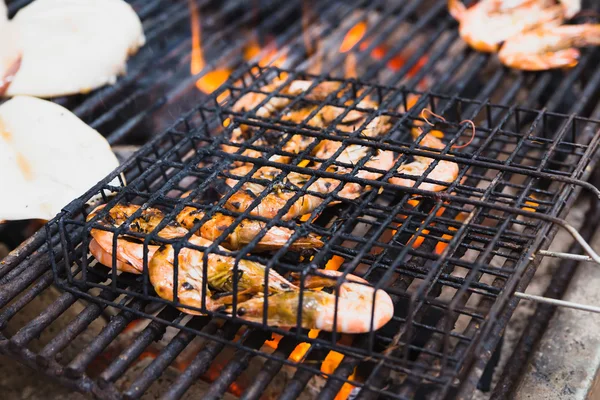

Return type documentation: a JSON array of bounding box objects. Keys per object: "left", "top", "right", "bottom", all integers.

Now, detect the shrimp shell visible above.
[
  {"left": 176, "top": 206, "right": 323, "bottom": 251},
  {"left": 448, "top": 0, "right": 566, "bottom": 53},
  {"left": 149, "top": 235, "right": 298, "bottom": 315},
  {"left": 231, "top": 270, "right": 394, "bottom": 333},
  {"left": 87, "top": 204, "right": 188, "bottom": 273},
  {"left": 498, "top": 23, "right": 600, "bottom": 70}
]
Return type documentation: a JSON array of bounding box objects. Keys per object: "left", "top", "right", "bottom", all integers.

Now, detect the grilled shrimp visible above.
[
  {"left": 231, "top": 79, "right": 341, "bottom": 118},
  {"left": 88, "top": 204, "right": 188, "bottom": 274},
  {"left": 232, "top": 79, "right": 291, "bottom": 118},
  {"left": 224, "top": 147, "right": 395, "bottom": 220},
  {"left": 176, "top": 206, "right": 323, "bottom": 252},
  {"left": 223, "top": 109, "right": 394, "bottom": 220},
  {"left": 89, "top": 238, "right": 140, "bottom": 274},
  {"left": 389, "top": 130, "right": 459, "bottom": 192},
  {"left": 448, "top": 0, "right": 567, "bottom": 53},
  {"left": 498, "top": 23, "right": 600, "bottom": 70},
  {"left": 149, "top": 235, "right": 297, "bottom": 315},
  {"left": 230, "top": 270, "right": 394, "bottom": 333},
  {"left": 287, "top": 80, "right": 342, "bottom": 100},
  {"left": 221, "top": 127, "right": 269, "bottom": 164}
]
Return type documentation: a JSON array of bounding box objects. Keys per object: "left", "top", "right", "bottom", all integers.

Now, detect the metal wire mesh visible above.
[{"left": 45, "top": 65, "right": 600, "bottom": 398}]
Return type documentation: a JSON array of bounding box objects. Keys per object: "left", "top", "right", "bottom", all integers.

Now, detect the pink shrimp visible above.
[
  {"left": 448, "top": 0, "right": 568, "bottom": 53},
  {"left": 88, "top": 204, "right": 188, "bottom": 274},
  {"left": 498, "top": 23, "right": 600, "bottom": 70},
  {"left": 231, "top": 270, "right": 394, "bottom": 333}
]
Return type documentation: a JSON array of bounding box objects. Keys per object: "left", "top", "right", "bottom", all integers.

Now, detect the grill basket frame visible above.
[{"left": 45, "top": 65, "right": 600, "bottom": 398}]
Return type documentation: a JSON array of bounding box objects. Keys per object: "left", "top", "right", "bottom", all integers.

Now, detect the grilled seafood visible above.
[
  {"left": 224, "top": 145, "right": 395, "bottom": 220},
  {"left": 498, "top": 23, "right": 600, "bottom": 70},
  {"left": 448, "top": 0, "right": 569, "bottom": 53},
  {"left": 231, "top": 79, "right": 341, "bottom": 118},
  {"left": 89, "top": 238, "right": 139, "bottom": 274},
  {"left": 150, "top": 239, "right": 393, "bottom": 332},
  {"left": 230, "top": 270, "right": 394, "bottom": 333},
  {"left": 88, "top": 204, "right": 188, "bottom": 274},
  {"left": 223, "top": 102, "right": 393, "bottom": 220},
  {"left": 225, "top": 93, "right": 378, "bottom": 167},
  {"left": 389, "top": 127, "right": 460, "bottom": 192},
  {"left": 287, "top": 80, "right": 342, "bottom": 100},
  {"left": 149, "top": 234, "right": 297, "bottom": 315},
  {"left": 176, "top": 205, "right": 323, "bottom": 251},
  {"left": 232, "top": 79, "right": 291, "bottom": 118}
]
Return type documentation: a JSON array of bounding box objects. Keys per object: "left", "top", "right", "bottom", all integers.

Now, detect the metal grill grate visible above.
[
  {"left": 2, "top": 0, "right": 600, "bottom": 398},
  {"left": 41, "top": 65, "right": 600, "bottom": 399}
]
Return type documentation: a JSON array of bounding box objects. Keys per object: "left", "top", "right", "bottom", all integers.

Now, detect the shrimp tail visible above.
[{"left": 447, "top": 0, "right": 466, "bottom": 21}]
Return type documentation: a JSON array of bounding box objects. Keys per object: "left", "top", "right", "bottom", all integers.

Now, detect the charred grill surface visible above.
[{"left": 2, "top": 1, "right": 600, "bottom": 400}]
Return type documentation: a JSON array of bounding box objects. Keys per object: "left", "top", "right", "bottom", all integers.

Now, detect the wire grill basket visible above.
[{"left": 48, "top": 65, "right": 600, "bottom": 398}]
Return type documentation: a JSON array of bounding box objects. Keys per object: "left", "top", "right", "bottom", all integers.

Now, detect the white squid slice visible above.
[
  {"left": 0, "top": 96, "right": 119, "bottom": 221},
  {"left": 1, "top": 0, "right": 145, "bottom": 98},
  {"left": 0, "top": 1, "right": 6, "bottom": 25}
]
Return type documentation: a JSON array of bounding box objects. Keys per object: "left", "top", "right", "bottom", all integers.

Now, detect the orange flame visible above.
[
  {"left": 204, "top": 362, "right": 245, "bottom": 397},
  {"left": 357, "top": 40, "right": 428, "bottom": 77},
  {"left": 264, "top": 255, "right": 345, "bottom": 351},
  {"left": 123, "top": 319, "right": 146, "bottom": 334},
  {"left": 389, "top": 201, "right": 458, "bottom": 255},
  {"left": 259, "top": 231, "right": 355, "bottom": 397},
  {"left": 345, "top": 52, "right": 358, "bottom": 79},
  {"left": 189, "top": 0, "right": 202, "bottom": 75},
  {"left": 321, "top": 349, "right": 357, "bottom": 400},
  {"left": 340, "top": 21, "right": 367, "bottom": 53},
  {"left": 188, "top": 0, "right": 231, "bottom": 98},
  {"left": 325, "top": 255, "right": 345, "bottom": 271},
  {"left": 523, "top": 195, "right": 539, "bottom": 212},
  {"left": 243, "top": 40, "right": 261, "bottom": 61},
  {"left": 302, "top": 0, "right": 315, "bottom": 56},
  {"left": 244, "top": 35, "right": 286, "bottom": 68}
]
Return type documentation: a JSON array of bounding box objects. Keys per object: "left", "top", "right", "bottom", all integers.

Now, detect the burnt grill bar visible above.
[
  {"left": 161, "top": 321, "right": 240, "bottom": 399},
  {"left": 121, "top": 317, "right": 210, "bottom": 399},
  {"left": 97, "top": 306, "right": 183, "bottom": 387},
  {"left": 1, "top": 0, "right": 600, "bottom": 399}
]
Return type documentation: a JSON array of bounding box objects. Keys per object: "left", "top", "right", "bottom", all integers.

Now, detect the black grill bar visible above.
[
  {"left": 36, "top": 289, "right": 120, "bottom": 365},
  {"left": 0, "top": 270, "right": 53, "bottom": 331},
  {"left": 238, "top": 336, "right": 298, "bottom": 400},
  {"left": 203, "top": 330, "right": 270, "bottom": 399},
  {"left": 98, "top": 307, "right": 181, "bottom": 387},
  {"left": 122, "top": 317, "right": 211, "bottom": 399},
  {"left": 2, "top": 0, "right": 600, "bottom": 399},
  {"left": 164, "top": 323, "right": 240, "bottom": 399},
  {"left": 453, "top": 77, "right": 600, "bottom": 400},
  {"left": 162, "top": 321, "right": 239, "bottom": 399},
  {"left": 65, "top": 299, "right": 147, "bottom": 378},
  {"left": 9, "top": 291, "right": 81, "bottom": 350}
]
